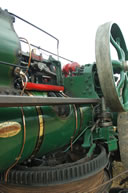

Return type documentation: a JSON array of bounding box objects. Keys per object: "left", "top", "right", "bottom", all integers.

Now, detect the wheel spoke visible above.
[
  {"left": 116, "top": 71, "right": 125, "bottom": 101},
  {"left": 110, "top": 35, "right": 125, "bottom": 61},
  {"left": 122, "top": 74, "right": 128, "bottom": 109},
  {"left": 112, "top": 60, "right": 122, "bottom": 72}
]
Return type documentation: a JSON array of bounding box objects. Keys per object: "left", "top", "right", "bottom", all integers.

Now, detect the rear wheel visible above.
[
  {"left": 118, "top": 112, "right": 128, "bottom": 169},
  {"left": 0, "top": 146, "right": 110, "bottom": 193}
]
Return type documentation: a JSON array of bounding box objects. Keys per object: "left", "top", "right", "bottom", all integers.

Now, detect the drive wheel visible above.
[{"left": 0, "top": 146, "right": 110, "bottom": 193}]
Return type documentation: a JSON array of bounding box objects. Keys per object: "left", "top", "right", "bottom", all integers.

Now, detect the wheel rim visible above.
[
  {"left": 95, "top": 22, "right": 128, "bottom": 112},
  {"left": 0, "top": 146, "right": 108, "bottom": 186}
]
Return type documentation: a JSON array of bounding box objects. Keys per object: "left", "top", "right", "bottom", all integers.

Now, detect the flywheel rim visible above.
[{"left": 95, "top": 22, "right": 128, "bottom": 112}]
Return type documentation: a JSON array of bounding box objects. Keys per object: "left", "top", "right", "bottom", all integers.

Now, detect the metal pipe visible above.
[{"left": 0, "top": 95, "right": 100, "bottom": 107}]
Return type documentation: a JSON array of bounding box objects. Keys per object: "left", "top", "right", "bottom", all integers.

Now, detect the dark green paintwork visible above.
[
  {"left": 0, "top": 107, "right": 39, "bottom": 171},
  {"left": 0, "top": 9, "right": 21, "bottom": 87},
  {"left": 0, "top": 10, "right": 120, "bottom": 176},
  {"left": 82, "top": 126, "right": 118, "bottom": 153},
  {"left": 48, "top": 56, "right": 63, "bottom": 85},
  {"left": 0, "top": 91, "right": 93, "bottom": 171},
  {"left": 64, "top": 63, "right": 99, "bottom": 98},
  {"left": 37, "top": 105, "right": 92, "bottom": 156}
]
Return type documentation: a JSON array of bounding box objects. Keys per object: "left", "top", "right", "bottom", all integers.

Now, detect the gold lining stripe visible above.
[
  {"left": 5, "top": 107, "right": 26, "bottom": 182},
  {"left": 26, "top": 91, "right": 44, "bottom": 158},
  {"left": 79, "top": 107, "right": 84, "bottom": 131},
  {"left": 34, "top": 106, "right": 44, "bottom": 154}
]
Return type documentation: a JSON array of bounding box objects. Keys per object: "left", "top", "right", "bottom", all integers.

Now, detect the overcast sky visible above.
[{"left": 0, "top": 0, "right": 128, "bottom": 66}]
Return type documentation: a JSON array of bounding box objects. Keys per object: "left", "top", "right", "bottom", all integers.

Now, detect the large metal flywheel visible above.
[{"left": 95, "top": 22, "right": 128, "bottom": 112}]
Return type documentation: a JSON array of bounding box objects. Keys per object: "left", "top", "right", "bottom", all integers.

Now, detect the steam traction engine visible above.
[{"left": 0, "top": 9, "right": 128, "bottom": 193}]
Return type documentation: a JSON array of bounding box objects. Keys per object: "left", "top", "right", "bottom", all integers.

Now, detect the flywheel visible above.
[{"left": 95, "top": 22, "right": 128, "bottom": 112}]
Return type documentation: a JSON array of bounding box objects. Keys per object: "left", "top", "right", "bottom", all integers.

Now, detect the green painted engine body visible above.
[
  {"left": 0, "top": 9, "right": 94, "bottom": 172},
  {"left": 0, "top": 9, "right": 20, "bottom": 87},
  {"left": 0, "top": 9, "right": 118, "bottom": 174},
  {"left": 0, "top": 101, "right": 92, "bottom": 171}
]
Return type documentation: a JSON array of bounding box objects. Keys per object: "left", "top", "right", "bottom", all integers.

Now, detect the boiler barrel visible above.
[{"left": 0, "top": 96, "right": 92, "bottom": 171}]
